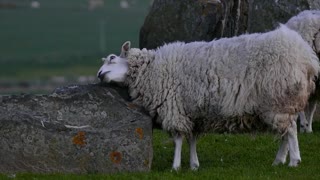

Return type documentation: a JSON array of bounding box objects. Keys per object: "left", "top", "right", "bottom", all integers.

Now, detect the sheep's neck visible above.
[{"left": 125, "top": 50, "right": 155, "bottom": 89}]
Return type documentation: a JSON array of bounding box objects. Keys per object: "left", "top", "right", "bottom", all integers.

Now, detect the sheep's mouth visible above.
[{"left": 97, "top": 71, "right": 110, "bottom": 82}]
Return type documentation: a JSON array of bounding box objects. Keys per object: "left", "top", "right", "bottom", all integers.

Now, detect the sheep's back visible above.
[{"left": 154, "top": 26, "right": 317, "bottom": 119}]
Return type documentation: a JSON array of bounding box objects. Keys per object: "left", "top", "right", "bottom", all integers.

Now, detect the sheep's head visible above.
[{"left": 97, "top": 41, "right": 131, "bottom": 84}]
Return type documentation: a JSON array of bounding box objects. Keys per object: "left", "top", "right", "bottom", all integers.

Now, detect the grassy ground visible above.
[{"left": 1, "top": 122, "right": 320, "bottom": 179}]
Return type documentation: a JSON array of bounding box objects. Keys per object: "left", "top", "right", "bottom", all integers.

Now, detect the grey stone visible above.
[
  {"left": 247, "top": 0, "right": 311, "bottom": 33},
  {"left": 140, "top": 0, "right": 248, "bottom": 49},
  {"left": 0, "top": 84, "right": 152, "bottom": 174},
  {"left": 140, "top": 0, "right": 320, "bottom": 49},
  {"left": 309, "top": 0, "right": 320, "bottom": 9}
]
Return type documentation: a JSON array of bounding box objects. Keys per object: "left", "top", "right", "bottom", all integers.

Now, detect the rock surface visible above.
[
  {"left": 0, "top": 84, "right": 152, "bottom": 174},
  {"left": 140, "top": 0, "right": 320, "bottom": 49},
  {"left": 140, "top": 0, "right": 248, "bottom": 49},
  {"left": 248, "top": 0, "right": 311, "bottom": 33}
]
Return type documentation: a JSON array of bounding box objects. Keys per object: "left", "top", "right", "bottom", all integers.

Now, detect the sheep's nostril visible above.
[{"left": 97, "top": 71, "right": 104, "bottom": 81}]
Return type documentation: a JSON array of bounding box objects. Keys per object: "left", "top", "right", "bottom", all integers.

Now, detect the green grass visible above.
[
  {"left": 1, "top": 122, "right": 320, "bottom": 179},
  {"left": 0, "top": 0, "right": 150, "bottom": 79}
]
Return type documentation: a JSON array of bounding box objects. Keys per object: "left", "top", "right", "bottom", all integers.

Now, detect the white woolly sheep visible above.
[
  {"left": 285, "top": 10, "right": 320, "bottom": 133},
  {"left": 97, "top": 25, "right": 319, "bottom": 170}
]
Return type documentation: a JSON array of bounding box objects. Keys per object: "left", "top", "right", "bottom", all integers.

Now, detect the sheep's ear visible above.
[{"left": 120, "top": 41, "right": 131, "bottom": 58}]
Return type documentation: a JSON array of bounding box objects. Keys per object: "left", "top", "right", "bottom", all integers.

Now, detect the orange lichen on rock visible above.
[
  {"left": 127, "top": 103, "right": 138, "bottom": 109},
  {"left": 109, "top": 151, "right": 122, "bottom": 164},
  {"left": 144, "top": 159, "right": 149, "bottom": 167},
  {"left": 72, "top": 131, "right": 86, "bottom": 147},
  {"left": 135, "top": 127, "right": 143, "bottom": 139}
]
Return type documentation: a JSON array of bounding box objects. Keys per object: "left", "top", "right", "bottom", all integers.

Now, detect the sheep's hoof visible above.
[
  {"left": 272, "top": 159, "right": 285, "bottom": 166},
  {"left": 300, "top": 127, "right": 306, "bottom": 133},
  {"left": 306, "top": 129, "right": 313, "bottom": 133},
  {"left": 288, "top": 159, "right": 301, "bottom": 167},
  {"left": 171, "top": 166, "right": 181, "bottom": 172},
  {"left": 190, "top": 164, "right": 199, "bottom": 171}
]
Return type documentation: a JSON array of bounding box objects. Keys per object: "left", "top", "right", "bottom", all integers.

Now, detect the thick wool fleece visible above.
[
  {"left": 286, "top": 10, "right": 320, "bottom": 102},
  {"left": 125, "top": 25, "right": 319, "bottom": 135},
  {"left": 286, "top": 10, "right": 320, "bottom": 56}
]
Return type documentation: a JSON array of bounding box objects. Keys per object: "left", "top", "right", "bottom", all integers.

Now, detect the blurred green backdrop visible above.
[{"left": 0, "top": 0, "right": 151, "bottom": 93}]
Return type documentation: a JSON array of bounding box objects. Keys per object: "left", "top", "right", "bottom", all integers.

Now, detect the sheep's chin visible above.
[{"left": 99, "top": 80, "right": 125, "bottom": 87}]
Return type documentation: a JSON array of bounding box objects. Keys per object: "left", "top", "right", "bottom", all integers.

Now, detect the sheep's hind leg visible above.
[
  {"left": 287, "top": 120, "right": 301, "bottom": 167},
  {"left": 306, "top": 101, "right": 316, "bottom": 133},
  {"left": 172, "top": 133, "right": 183, "bottom": 171},
  {"left": 273, "top": 134, "right": 289, "bottom": 166},
  {"left": 298, "top": 111, "right": 307, "bottom": 133},
  {"left": 187, "top": 135, "right": 199, "bottom": 170}
]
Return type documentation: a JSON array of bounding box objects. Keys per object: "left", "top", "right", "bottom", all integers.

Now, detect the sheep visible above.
[
  {"left": 285, "top": 10, "right": 320, "bottom": 133},
  {"left": 97, "top": 25, "right": 319, "bottom": 170}
]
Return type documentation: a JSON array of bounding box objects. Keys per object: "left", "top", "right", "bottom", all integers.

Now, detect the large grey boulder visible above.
[
  {"left": 140, "top": 0, "right": 320, "bottom": 49},
  {"left": 140, "top": 0, "right": 248, "bottom": 49},
  {"left": 0, "top": 84, "right": 153, "bottom": 174},
  {"left": 248, "top": 0, "right": 311, "bottom": 33}
]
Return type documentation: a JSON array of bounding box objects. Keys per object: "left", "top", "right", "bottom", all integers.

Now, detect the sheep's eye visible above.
[{"left": 108, "top": 55, "right": 117, "bottom": 64}]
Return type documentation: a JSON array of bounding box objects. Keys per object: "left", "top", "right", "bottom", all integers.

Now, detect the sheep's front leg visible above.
[
  {"left": 187, "top": 135, "right": 199, "bottom": 170},
  {"left": 172, "top": 133, "right": 183, "bottom": 171},
  {"left": 273, "top": 134, "right": 289, "bottom": 165},
  {"left": 287, "top": 120, "right": 301, "bottom": 167}
]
